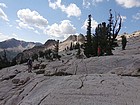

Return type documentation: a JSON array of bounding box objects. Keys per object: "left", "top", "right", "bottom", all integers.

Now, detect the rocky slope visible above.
[
  {"left": 0, "top": 31, "right": 140, "bottom": 105},
  {"left": 59, "top": 34, "right": 85, "bottom": 51},
  {"left": 14, "top": 34, "right": 85, "bottom": 63}
]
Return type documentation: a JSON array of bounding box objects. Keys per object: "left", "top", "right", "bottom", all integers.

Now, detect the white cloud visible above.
[
  {"left": 83, "top": 0, "right": 110, "bottom": 8},
  {"left": 48, "top": 0, "right": 81, "bottom": 17},
  {"left": 12, "top": 33, "right": 18, "bottom": 37},
  {"left": 34, "top": 30, "right": 40, "bottom": 34},
  {"left": 115, "top": 0, "right": 140, "bottom": 8},
  {"left": 64, "top": 3, "right": 81, "bottom": 17},
  {"left": 83, "top": 0, "right": 91, "bottom": 8},
  {"left": 0, "top": 33, "right": 10, "bottom": 41},
  {"left": 133, "top": 11, "right": 140, "bottom": 20},
  {"left": 81, "top": 17, "right": 98, "bottom": 31},
  {"left": 18, "top": 22, "right": 34, "bottom": 30},
  {"left": 45, "top": 20, "right": 76, "bottom": 40},
  {"left": 17, "top": 9, "right": 48, "bottom": 30},
  {"left": 0, "top": 32, "right": 24, "bottom": 42},
  {"left": 59, "top": 20, "right": 76, "bottom": 34},
  {"left": 46, "top": 23, "right": 61, "bottom": 37},
  {"left": 48, "top": 0, "right": 61, "bottom": 9},
  {"left": 121, "top": 15, "right": 127, "bottom": 22},
  {"left": 0, "top": 3, "right": 7, "bottom": 8},
  {"left": 92, "top": 0, "right": 103, "bottom": 5},
  {"left": 16, "top": 26, "right": 21, "bottom": 30},
  {"left": 0, "top": 3, "right": 9, "bottom": 21}
]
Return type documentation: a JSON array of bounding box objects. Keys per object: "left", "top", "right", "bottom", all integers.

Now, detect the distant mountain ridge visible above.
[
  {"left": 0, "top": 38, "right": 42, "bottom": 49},
  {"left": 0, "top": 38, "right": 42, "bottom": 60}
]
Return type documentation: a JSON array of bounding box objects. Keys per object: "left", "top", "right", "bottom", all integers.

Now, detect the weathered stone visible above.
[
  {"left": 12, "top": 79, "right": 20, "bottom": 84},
  {"left": 1, "top": 74, "right": 16, "bottom": 81},
  {"left": 33, "top": 64, "right": 40, "bottom": 70},
  {"left": 44, "top": 70, "right": 52, "bottom": 76},
  {"left": 35, "top": 70, "right": 45, "bottom": 74},
  {"left": 39, "top": 64, "right": 46, "bottom": 69}
]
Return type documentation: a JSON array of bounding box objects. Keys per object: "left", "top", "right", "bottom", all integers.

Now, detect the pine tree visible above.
[
  {"left": 70, "top": 42, "right": 73, "bottom": 50},
  {"left": 55, "top": 40, "right": 59, "bottom": 57},
  {"left": 121, "top": 35, "right": 127, "bottom": 50},
  {"left": 39, "top": 51, "right": 44, "bottom": 58},
  {"left": 76, "top": 43, "right": 81, "bottom": 58},
  {"left": 53, "top": 40, "right": 60, "bottom": 60},
  {"left": 106, "top": 9, "right": 122, "bottom": 55},
  {"left": 84, "top": 14, "right": 93, "bottom": 57},
  {"left": 44, "top": 49, "right": 52, "bottom": 59},
  {"left": 32, "top": 53, "right": 38, "bottom": 61}
]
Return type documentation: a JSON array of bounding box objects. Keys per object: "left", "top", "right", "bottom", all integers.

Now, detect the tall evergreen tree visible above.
[
  {"left": 55, "top": 40, "right": 59, "bottom": 57},
  {"left": 70, "top": 42, "right": 73, "bottom": 50},
  {"left": 106, "top": 9, "right": 122, "bottom": 55},
  {"left": 39, "top": 51, "right": 44, "bottom": 58},
  {"left": 84, "top": 14, "right": 93, "bottom": 57},
  {"left": 32, "top": 53, "right": 38, "bottom": 61},
  {"left": 53, "top": 40, "right": 60, "bottom": 60},
  {"left": 44, "top": 49, "right": 52, "bottom": 59}
]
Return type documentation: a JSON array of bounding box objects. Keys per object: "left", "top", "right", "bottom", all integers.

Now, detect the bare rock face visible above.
[
  {"left": 44, "top": 39, "right": 57, "bottom": 48},
  {"left": 34, "top": 69, "right": 45, "bottom": 74},
  {"left": 64, "top": 34, "right": 85, "bottom": 43},
  {"left": 65, "top": 35, "right": 77, "bottom": 41},
  {"left": 59, "top": 34, "right": 85, "bottom": 51},
  {"left": 1, "top": 71, "right": 140, "bottom": 105},
  {"left": 44, "top": 70, "right": 52, "bottom": 76},
  {"left": 77, "top": 34, "right": 85, "bottom": 43},
  {"left": 33, "top": 64, "right": 40, "bottom": 70},
  {"left": 12, "top": 79, "right": 20, "bottom": 84}
]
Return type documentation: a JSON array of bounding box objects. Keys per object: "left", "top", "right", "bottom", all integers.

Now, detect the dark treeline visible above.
[{"left": 0, "top": 49, "right": 11, "bottom": 69}]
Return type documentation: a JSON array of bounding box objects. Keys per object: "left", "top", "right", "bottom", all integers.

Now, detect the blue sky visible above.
[{"left": 0, "top": 0, "right": 140, "bottom": 43}]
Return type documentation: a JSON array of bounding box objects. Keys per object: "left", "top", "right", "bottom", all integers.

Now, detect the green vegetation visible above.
[
  {"left": 0, "top": 50, "right": 10, "bottom": 69},
  {"left": 84, "top": 9, "right": 122, "bottom": 57}
]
